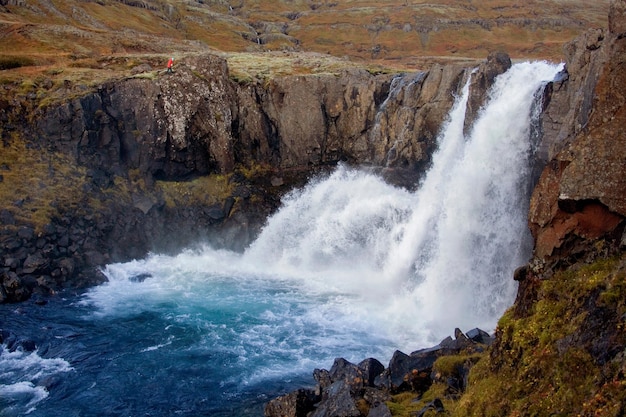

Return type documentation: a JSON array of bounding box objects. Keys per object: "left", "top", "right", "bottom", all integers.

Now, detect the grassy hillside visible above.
[
  {"left": 0, "top": 0, "right": 610, "bottom": 84},
  {"left": 381, "top": 250, "right": 626, "bottom": 417}
]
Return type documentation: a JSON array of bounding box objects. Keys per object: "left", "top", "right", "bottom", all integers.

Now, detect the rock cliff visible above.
[
  {"left": 528, "top": 0, "right": 626, "bottom": 270},
  {"left": 262, "top": 2, "right": 626, "bottom": 416},
  {"left": 2, "top": 49, "right": 490, "bottom": 302},
  {"left": 35, "top": 56, "right": 470, "bottom": 180}
]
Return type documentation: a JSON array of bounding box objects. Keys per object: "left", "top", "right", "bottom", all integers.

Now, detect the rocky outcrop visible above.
[
  {"left": 529, "top": 0, "right": 626, "bottom": 266},
  {"left": 265, "top": 328, "right": 492, "bottom": 417},
  {"left": 36, "top": 56, "right": 469, "bottom": 181},
  {"left": 0, "top": 52, "right": 478, "bottom": 302},
  {"left": 463, "top": 50, "right": 512, "bottom": 134},
  {"left": 368, "top": 64, "right": 466, "bottom": 169},
  {"left": 37, "top": 55, "right": 238, "bottom": 179}
]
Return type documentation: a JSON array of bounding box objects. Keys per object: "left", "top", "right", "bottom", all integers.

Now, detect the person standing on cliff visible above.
[{"left": 167, "top": 57, "right": 174, "bottom": 73}]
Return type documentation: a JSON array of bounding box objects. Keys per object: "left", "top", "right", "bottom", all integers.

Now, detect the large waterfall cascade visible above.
[{"left": 0, "top": 61, "right": 563, "bottom": 417}]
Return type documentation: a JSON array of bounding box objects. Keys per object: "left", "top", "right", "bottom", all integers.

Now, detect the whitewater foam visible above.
[
  {"left": 89, "top": 61, "right": 563, "bottom": 358},
  {"left": 0, "top": 345, "right": 72, "bottom": 415}
]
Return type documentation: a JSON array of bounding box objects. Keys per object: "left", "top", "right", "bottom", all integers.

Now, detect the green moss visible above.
[
  {"left": 387, "top": 391, "right": 424, "bottom": 417},
  {"left": 236, "top": 162, "right": 274, "bottom": 180},
  {"left": 433, "top": 354, "right": 483, "bottom": 378},
  {"left": 157, "top": 174, "right": 233, "bottom": 209},
  {"left": 131, "top": 71, "right": 159, "bottom": 80},
  {"left": 453, "top": 253, "right": 626, "bottom": 417},
  {"left": 386, "top": 352, "right": 486, "bottom": 417},
  {"left": 230, "top": 72, "right": 254, "bottom": 85},
  {"left": 388, "top": 383, "right": 461, "bottom": 417}
]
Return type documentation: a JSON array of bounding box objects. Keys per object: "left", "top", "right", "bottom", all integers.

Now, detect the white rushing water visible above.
[
  {"left": 89, "top": 61, "right": 562, "bottom": 365},
  {"left": 0, "top": 345, "right": 72, "bottom": 415}
]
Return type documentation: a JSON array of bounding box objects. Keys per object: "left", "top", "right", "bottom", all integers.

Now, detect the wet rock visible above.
[
  {"left": 311, "top": 380, "right": 361, "bottom": 417},
  {"left": 375, "top": 349, "right": 437, "bottom": 393},
  {"left": 268, "top": 328, "right": 496, "bottom": 416},
  {"left": 371, "top": 65, "right": 466, "bottom": 170},
  {"left": 22, "top": 252, "right": 49, "bottom": 274},
  {"left": 264, "top": 388, "right": 319, "bottom": 417},
  {"left": 464, "top": 51, "right": 512, "bottom": 134},
  {"left": 367, "top": 403, "right": 392, "bottom": 417},
  {"left": 129, "top": 272, "right": 152, "bottom": 283},
  {"left": 0, "top": 330, "right": 36, "bottom": 352},
  {"left": 465, "top": 328, "right": 494, "bottom": 345},
  {"left": 1, "top": 270, "right": 31, "bottom": 302},
  {"left": 358, "top": 358, "right": 385, "bottom": 387},
  {"left": 416, "top": 398, "right": 445, "bottom": 417}
]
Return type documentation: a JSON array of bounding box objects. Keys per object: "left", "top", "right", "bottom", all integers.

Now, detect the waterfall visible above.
[
  {"left": 89, "top": 60, "right": 563, "bottom": 360},
  {"left": 0, "top": 61, "right": 564, "bottom": 417},
  {"left": 241, "top": 61, "right": 562, "bottom": 346}
]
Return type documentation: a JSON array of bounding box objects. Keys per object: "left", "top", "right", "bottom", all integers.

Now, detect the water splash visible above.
[
  {"left": 90, "top": 61, "right": 562, "bottom": 352},
  {"left": 0, "top": 345, "right": 72, "bottom": 416},
  {"left": 239, "top": 61, "right": 562, "bottom": 345}
]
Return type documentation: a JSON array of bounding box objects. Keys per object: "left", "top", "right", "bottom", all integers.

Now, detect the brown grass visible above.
[
  {"left": 0, "top": 0, "right": 609, "bottom": 78},
  {"left": 0, "top": 134, "right": 89, "bottom": 231}
]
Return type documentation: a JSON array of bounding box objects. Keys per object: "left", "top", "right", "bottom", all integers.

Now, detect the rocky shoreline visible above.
[{"left": 265, "top": 328, "right": 494, "bottom": 417}]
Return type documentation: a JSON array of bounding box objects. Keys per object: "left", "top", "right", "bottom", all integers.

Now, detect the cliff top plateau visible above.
[{"left": 0, "top": 0, "right": 611, "bottom": 88}]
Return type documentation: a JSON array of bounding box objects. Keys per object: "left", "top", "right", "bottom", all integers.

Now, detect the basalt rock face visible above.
[
  {"left": 529, "top": 1, "right": 626, "bottom": 268},
  {"left": 37, "top": 55, "right": 238, "bottom": 179},
  {"left": 463, "top": 50, "right": 512, "bottom": 135},
  {"left": 3, "top": 53, "right": 475, "bottom": 302},
  {"left": 36, "top": 58, "right": 468, "bottom": 181}
]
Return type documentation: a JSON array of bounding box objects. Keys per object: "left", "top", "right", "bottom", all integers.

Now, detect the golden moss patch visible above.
[
  {"left": 453, "top": 254, "right": 626, "bottom": 417},
  {"left": 157, "top": 174, "right": 233, "bottom": 209},
  {"left": 0, "top": 135, "right": 89, "bottom": 231}
]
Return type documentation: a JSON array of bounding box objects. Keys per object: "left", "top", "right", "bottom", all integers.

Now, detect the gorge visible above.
[{"left": 1, "top": 1, "right": 626, "bottom": 416}]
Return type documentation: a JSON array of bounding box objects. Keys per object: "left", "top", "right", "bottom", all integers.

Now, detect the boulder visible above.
[
  {"left": 374, "top": 349, "right": 437, "bottom": 393},
  {"left": 264, "top": 388, "right": 319, "bottom": 417},
  {"left": 367, "top": 403, "right": 392, "bottom": 417},
  {"left": 268, "top": 329, "right": 494, "bottom": 416},
  {"left": 358, "top": 358, "right": 385, "bottom": 387},
  {"left": 1, "top": 270, "right": 31, "bottom": 302},
  {"left": 310, "top": 380, "right": 361, "bottom": 417},
  {"left": 465, "top": 328, "right": 493, "bottom": 345},
  {"left": 22, "top": 252, "right": 49, "bottom": 274}
]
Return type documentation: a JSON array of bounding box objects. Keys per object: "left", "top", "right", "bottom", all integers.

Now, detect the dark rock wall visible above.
[
  {"left": 36, "top": 58, "right": 469, "bottom": 180},
  {"left": 0, "top": 46, "right": 557, "bottom": 302},
  {"left": 529, "top": 1, "right": 626, "bottom": 267},
  {"left": 37, "top": 55, "right": 238, "bottom": 180}
]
